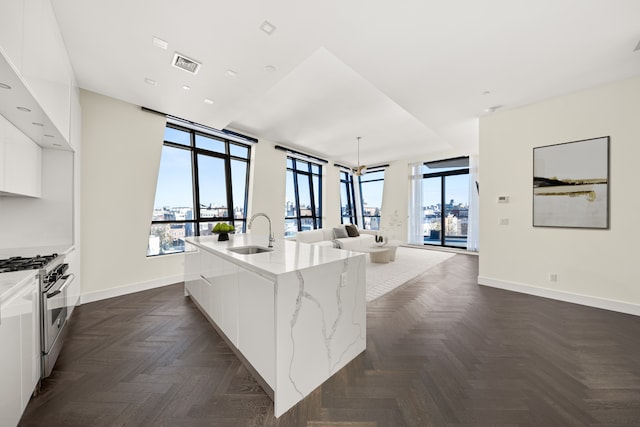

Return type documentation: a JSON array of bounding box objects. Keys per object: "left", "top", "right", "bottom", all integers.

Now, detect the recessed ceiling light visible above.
[
  {"left": 152, "top": 36, "right": 168, "bottom": 50},
  {"left": 144, "top": 78, "right": 157, "bottom": 86},
  {"left": 44, "top": 134, "right": 54, "bottom": 138},
  {"left": 204, "top": 98, "right": 214, "bottom": 105},
  {"left": 32, "top": 122, "right": 44, "bottom": 126},
  {"left": 485, "top": 105, "right": 502, "bottom": 113},
  {"left": 482, "top": 90, "right": 491, "bottom": 95},
  {"left": 265, "top": 65, "right": 276, "bottom": 73},
  {"left": 260, "top": 21, "right": 277, "bottom": 35},
  {"left": 53, "top": 143, "right": 62, "bottom": 147},
  {"left": 17, "top": 106, "right": 31, "bottom": 112},
  {"left": 225, "top": 69, "right": 238, "bottom": 79},
  {"left": 182, "top": 85, "right": 191, "bottom": 91},
  {"left": 0, "top": 82, "right": 11, "bottom": 89}
]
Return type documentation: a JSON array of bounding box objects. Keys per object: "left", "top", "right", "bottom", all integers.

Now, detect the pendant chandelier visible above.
[{"left": 353, "top": 136, "right": 367, "bottom": 176}]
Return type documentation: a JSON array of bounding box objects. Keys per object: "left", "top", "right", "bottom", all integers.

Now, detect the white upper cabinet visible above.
[
  {"left": 0, "top": 114, "right": 42, "bottom": 197},
  {"left": 22, "top": 0, "right": 72, "bottom": 143},
  {"left": 0, "top": 0, "right": 24, "bottom": 71}
]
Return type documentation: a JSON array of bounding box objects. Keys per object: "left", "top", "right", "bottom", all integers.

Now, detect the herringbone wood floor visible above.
[{"left": 19, "top": 254, "right": 640, "bottom": 426}]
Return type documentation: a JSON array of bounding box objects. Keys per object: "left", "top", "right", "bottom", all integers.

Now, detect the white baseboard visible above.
[
  {"left": 477, "top": 276, "right": 640, "bottom": 317},
  {"left": 80, "top": 274, "right": 186, "bottom": 305}
]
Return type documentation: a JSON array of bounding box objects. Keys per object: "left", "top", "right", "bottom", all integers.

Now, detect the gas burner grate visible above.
[{"left": 0, "top": 254, "right": 59, "bottom": 273}]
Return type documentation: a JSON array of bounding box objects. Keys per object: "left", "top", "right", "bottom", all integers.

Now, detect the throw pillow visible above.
[
  {"left": 345, "top": 224, "right": 360, "bottom": 237},
  {"left": 333, "top": 226, "right": 349, "bottom": 239},
  {"left": 331, "top": 239, "right": 343, "bottom": 249}
]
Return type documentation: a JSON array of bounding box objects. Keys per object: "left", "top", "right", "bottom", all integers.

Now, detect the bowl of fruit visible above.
[{"left": 212, "top": 223, "right": 235, "bottom": 241}]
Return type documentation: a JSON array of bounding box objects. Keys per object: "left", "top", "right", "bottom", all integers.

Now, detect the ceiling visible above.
[{"left": 51, "top": 0, "right": 640, "bottom": 166}]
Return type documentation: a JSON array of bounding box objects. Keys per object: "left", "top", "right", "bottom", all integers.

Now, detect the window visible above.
[
  {"left": 284, "top": 157, "right": 322, "bottom": 237},
  {"left": 148, "top": 124, "right": 251, "bottom": 256},
  {"left": 422, "top": 157, "right": 469, "bottom": 248},
  {"left": 339, "top": 171, "right": 357, "bottom": 225},
  {"left": 359, "top": 170, "right": 384, "bottom": 230}
]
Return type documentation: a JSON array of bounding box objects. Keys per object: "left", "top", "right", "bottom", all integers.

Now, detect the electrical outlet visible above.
[
  {"left": 499, "top": 218, "right": 509, "bottom": 225},
  {"left": 549, "top": 273, "right": 557, "bottom": 282},
  {"left": 340, "top": 272, "right": 348, "bottom": 287}
]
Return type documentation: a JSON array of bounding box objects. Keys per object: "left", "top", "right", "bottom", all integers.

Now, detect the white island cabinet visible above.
[
  {"left": 0, "top": 273, "right": 40, "bottom": 427},
  {"left": 185, "top": 235, "right": 366, "bottom": 417}
]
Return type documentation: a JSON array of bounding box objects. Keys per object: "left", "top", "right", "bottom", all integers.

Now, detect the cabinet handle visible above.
[
  {"left": 46, "top": 273, "right": 75, "bottom": 299},
  {"left": 199, "top": 274, "right": 215, "bottom": 287}
]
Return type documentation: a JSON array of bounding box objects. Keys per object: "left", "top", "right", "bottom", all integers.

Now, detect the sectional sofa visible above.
[{"left": 295, "top": 225, "right": 377, "bottom": 251}]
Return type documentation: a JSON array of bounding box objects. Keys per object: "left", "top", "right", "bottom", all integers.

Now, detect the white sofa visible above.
[{"left": 295, "top": 225, "right": 377, "bottom": 251}]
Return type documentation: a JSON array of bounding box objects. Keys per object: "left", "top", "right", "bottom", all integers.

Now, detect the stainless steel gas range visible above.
[{"left": 0, "top": 252, "right": 73, "bottom": 379}]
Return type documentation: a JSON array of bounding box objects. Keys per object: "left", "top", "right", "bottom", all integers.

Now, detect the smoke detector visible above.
[{"left": 172, "top": 53, "right": 201, "bottom": 75}]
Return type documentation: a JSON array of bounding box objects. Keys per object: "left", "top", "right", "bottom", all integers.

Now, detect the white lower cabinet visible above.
[
  {"left": 0, "top": 290, "right": 22, "bottom": 427},
  {"left": 198, "top": 250, "right": 239, "bottom": 346},
  {"left": 0, "top": 276, "right": 40, "bottom": 427},
  {"left": 19, "top": 279, "right": 39, "bottom": 410},
  {"left": 237, "top": 268, "right": 275, "bottom": 387},
  {"left": 65, "top": 249, "right": 80, "bottom": 316},
  {"left": 186, "top": 249, "right": 275, "bottom": 388}
]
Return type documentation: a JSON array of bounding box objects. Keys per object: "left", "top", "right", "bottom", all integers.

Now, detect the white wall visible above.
[
  {"left": 0, "top": 143, "right": 73, "bottom": 250},
  {"left": 246, "top": 138, "right": 286, "bottom": 237},
  {"left": 80, "top": 90, "right": 182, "bottom": 301},
  {"left": 323, "top": 163, "right": 341, "bottom": 228},
  {"left": 379, "top": 160, "right": 409, "bottom": 241},
  {"left": 79, "top": 92, "right": 326, "bottom": 301},
  {"left": 78, "top": 89, "right": 479, "bottom": 302},
  {"left": 479, "top": 75, "right": 640, "bottom": 315}
]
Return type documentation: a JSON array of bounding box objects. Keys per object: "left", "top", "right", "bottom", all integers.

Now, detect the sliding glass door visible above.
[
  {"left": 443, "top": 174, "right": 469, "bottom": 247},
  {"left": 421, "top": 158, "right": 469, "bottom": 248}
]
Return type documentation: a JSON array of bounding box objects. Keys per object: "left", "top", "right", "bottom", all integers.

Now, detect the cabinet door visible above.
[
  {"left": 218, "top": 259, "right": 239, "bottom": 346},
  {"left": 1, "top": 115, "right": 42, "bottom": 197},
  {"left": 0, "top": 0, "right": 24, "bottom": 71},
  {"left": 199, "top": 251, "right": 238, "bottom": 343},
  {"left": 22, "top": 0, "right": 72, "bottom": 142},
  {"left": 238, "top": 268, "right": 275, "bottom": 387},
  {"left": 0, "top": 286, "right": 28, "bottom": 427},
  {"left": 64, "top": 248, "right": 80, "bottom": 315},
  {"left": 184, "top": 250, "right": 204, "bottom": 305},
  {"left": 20, "top": 277, "right": 40, "bottom": 409}
]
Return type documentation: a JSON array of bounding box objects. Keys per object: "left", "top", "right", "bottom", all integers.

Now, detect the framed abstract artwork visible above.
[{"left": 533, "top": 136, "right": 609, "bottom": 228}]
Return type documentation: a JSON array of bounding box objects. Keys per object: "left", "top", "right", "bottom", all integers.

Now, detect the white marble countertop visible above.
[
  {"left": 0, "top": 270, "right": 37, "bottom": 307},
  {"left": 186, "top": 234, "right": 362, "bottom": 279}
]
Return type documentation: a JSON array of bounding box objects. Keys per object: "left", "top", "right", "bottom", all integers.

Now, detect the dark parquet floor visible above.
[{"left": 19, "top": 254, "right": 640, "bottom": 426}]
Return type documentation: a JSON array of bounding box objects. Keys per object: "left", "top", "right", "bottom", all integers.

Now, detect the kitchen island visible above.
[{"left": 184, "top": 234, "right": 366, "bottom": 417}]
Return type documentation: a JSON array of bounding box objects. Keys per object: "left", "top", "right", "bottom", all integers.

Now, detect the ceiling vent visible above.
[{"left": 172, "top": 53, "right": 201, "bottom": 74}]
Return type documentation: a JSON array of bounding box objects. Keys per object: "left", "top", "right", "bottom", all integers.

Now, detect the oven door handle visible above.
[{"left": 46, "top": 273, "right": 75, "bottom": 299}]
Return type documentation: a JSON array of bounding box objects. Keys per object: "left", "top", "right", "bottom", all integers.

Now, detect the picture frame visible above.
[{"left": 533, "top": 136, "right": 609, "bottom": 229}]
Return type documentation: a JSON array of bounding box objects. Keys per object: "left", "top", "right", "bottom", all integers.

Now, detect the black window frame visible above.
[
  {"left": 359, "top": 169, "right": 385, "bottom": 230},
  {"left": 339, "top": 171, "right": 357, "bottom": 225},
  {"left": 422, "top": 156, "right": 469, "bottom": 247},
  {"left": 285, "top": 156, "right": 323, "bottom": 234},
  {"left": 148, "top": 123, "right": 251, "bottom": 256}
]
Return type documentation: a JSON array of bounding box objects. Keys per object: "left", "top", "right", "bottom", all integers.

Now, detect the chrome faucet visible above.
[{"left": 248, "top": 212, "right": 275, "bottom": 248}]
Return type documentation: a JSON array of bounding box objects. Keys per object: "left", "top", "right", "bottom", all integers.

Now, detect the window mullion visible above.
[
  {"left": 292, "top": 167, "right": 301, "bottom": 231},
  {"left": 224, "top": 155, "right": 234, "bottom": 226},
  {"left": 308, "top": 172, "right": 316, "bottom": 229},
  {"left": 191, "top": 134, "right": 201, "bottom": 235}
]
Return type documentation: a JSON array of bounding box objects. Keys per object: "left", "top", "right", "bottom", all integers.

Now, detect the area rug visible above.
[{"left": 365, "top": 247, "right": 455, "bottom": 302}]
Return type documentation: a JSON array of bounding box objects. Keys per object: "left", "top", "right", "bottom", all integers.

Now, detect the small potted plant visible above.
[{"left": 213, "top": 223, "right": 235, "bottom": 241}]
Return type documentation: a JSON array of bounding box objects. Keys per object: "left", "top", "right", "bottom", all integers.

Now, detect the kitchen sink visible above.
[{"left": 227, "top": 246, "right": 273, "bottom": 255}]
